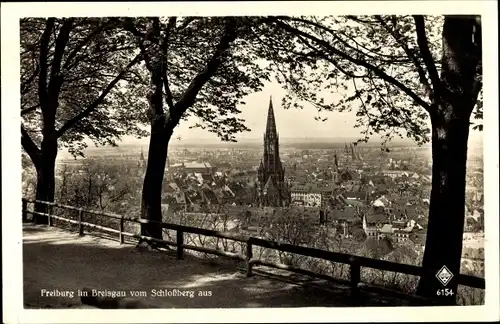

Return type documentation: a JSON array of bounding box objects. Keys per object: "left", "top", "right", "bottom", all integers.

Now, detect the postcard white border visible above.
[{"left": 2, "top": 1, "right": 499, "bottom": 323}]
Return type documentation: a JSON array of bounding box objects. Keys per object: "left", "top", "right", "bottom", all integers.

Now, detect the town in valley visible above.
[
  {"left": 13, "top": 11, "right": 491, "bottom": 314},
  {"left": 23, "top": 97, "right": 485, "bottom": 282}
]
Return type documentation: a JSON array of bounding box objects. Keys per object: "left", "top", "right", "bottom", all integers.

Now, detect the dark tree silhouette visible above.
[
  {"left": 120, "top": 17, "right": 269, "bottom": 240},
  {"left": 257, "top": 15, "right": 482, "bottom": 304},
  {"left": 21, "top": 18, "right": 148, "bottom": 223}
]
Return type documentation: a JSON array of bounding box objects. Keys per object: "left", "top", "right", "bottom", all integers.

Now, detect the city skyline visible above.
[
  {"left": 8, "top": 3, "right": 496, "bottom": 317},
  {"left": 96, "top": 80, "right": 484, "bottom": 147}
]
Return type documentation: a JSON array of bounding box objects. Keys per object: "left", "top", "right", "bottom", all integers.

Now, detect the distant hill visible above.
[
  {"left": 57, "top": 138, "right": 430, "bottom": 160},
  {"left": 167, "top": 136, "right": 423, "bottom": 148},
  {"left": 58, "top": 134, "right": 483, "bottom": 160}
]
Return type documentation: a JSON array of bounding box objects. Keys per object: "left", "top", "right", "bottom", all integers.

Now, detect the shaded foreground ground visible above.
[{"left": 23, "top": 224, "right": 422, "bottom": 308}]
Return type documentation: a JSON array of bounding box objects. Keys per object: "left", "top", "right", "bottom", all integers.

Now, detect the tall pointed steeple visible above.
[
  {"left": 138, "top": 147, "right": 146, "bottom": 174},
  {"left": 265, "top": 96, "right": 278, "bottom": 138},
  {"left": 257, "top": 96, "right": 287, "bottom": 207},
  {"left": 350, "top": 143, "right": 356, "bottom": 160}
]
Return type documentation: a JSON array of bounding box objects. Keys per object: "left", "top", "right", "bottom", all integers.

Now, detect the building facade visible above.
[
  {"left": 257, "top": 97, "right": 289, "bottom": 207},
  {"left": 290, "top": 184, "right": 329, "bottom": 208}
]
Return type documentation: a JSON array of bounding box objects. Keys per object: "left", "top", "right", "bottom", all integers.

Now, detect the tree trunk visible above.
[
  {"left": 138, "top": 18, "right": 168, "bottom": 243},
  {"left": 139, "top": 119, "right": 173, "bottom": 241},
  {"left": 416, "top": 110, "right": 470, "bottom": 304},
  {"left": 416, "top": 16, "right": 481, "bottom": 305},
  {"left": 34, "top": 139, "right": 58, "bottom": 224},
  {"left": 136, "top": 17, "right": 239, "bottom": 246}
]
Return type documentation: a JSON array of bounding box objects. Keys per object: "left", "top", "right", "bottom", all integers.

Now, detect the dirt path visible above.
[{"left": 23, "top": 224, "right": 412, "bottom": 309}]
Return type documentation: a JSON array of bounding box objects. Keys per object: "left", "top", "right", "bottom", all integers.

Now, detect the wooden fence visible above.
[{"left": 22, "top": 198, "right": 485, "bottom": 301}]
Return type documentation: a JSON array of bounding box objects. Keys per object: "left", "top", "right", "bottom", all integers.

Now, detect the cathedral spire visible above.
[
  {"left": 265, "top": 96, "right": 277, "bottom": 138},
  {"left": 258, "top": 95, "right": 287, "bottom": 207}
]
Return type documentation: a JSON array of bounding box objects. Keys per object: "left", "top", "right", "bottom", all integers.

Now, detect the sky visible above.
[
  {"left": 119, "top": 81, "right": 483, "bottom": 146},
  {"left": 168, "top": 81, "right": 361, "bottom": 143}
]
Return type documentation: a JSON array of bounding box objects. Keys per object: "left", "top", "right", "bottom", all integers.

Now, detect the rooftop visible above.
[{"left": 184, "top": 162, "right": 212, "bottom": 169}]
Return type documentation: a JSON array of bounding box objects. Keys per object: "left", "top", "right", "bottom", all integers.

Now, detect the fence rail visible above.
[{"left": 22, "top": 198, "right": 485, "bottom": 298}]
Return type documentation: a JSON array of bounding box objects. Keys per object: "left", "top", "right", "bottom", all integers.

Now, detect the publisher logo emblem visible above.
[{"left": 436, "top": 265, "right": 453, "bottom": 286}]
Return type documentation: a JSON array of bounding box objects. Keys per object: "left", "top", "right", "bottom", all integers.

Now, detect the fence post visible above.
[
  {"left": 246, "top": 239, "right": 253, "bottom": 277},
  {"left": 22, "top": 199, "right": 28, "bottom": 223},
  {"left": 78, "top": 210, "right": 84, "bottom": 236},
  {"left": 119, "top": 215, "right": 124, "bottom": 244},
  {"left": 177, "top": 230, "right": 184, "bottom": 260},
  {"left": 350, "top": 257, "right": 361, "bottom": 288},
  {"left": 349, "top": 256, "right": 361, "bottom": 304},
  {"left": 47, "top": 204, "right": 52, "bottom": 227}
]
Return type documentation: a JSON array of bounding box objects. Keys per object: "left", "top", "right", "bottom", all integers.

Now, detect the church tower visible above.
[
  {"left": 138, "top": 147, "right": 146, "bottom": 175},
  {"left": 257, "top": 97, "right": 288, "bottom": 207},
  {"left": 333, "top": 152, "right": 340, "bottom": 184}
]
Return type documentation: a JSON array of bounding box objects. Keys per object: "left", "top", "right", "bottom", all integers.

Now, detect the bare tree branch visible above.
[
  {"left": 292, "top": 28, "right": 369, "bottom": 79},
  {"left": 38, "top": 18, "right": 55, "bottom": 110},
  {"left": 272, "top": 17, "right": 432, "bottom": 112},
  {"left": 21, "top": 124, "right": 41, "bottom": 168},
  {"left": 346, "top": 15, "right": 380, "bottom": 25},
  {"left": 171, "top": 19, "right": 239, "bottom": 124},
  {"left": 413, "top": 15, "right": 441, "bottom": 94},
  {"left": 62, "top": 19, "right": 116, "bottom": 71},
  {"left": 55, "top": 53, "right": 143, "bottom": 138},
  {"left": 48, "top": 18, "right": 74, "bottom": 102},
  {"left": 21, "top": 63, "right": 39, "bottom": 96},
  {"left": 121, "top": 19, "right": 154, "bottom": 72},
  {"left": 162, "top": 17, "right": 177, "bottom": 111},
  {"left": 176, "top": 17, "right": 197, "bottom": 30},
  {"left": 376, "top": 16, "right": 434, "bottom": 99},
  {"left": 121, "top": 18, "right": 146, "bottom": 39},
  {"left": 287, "top": 16, "right": 411, "bottom": 63},
  {"left": 21, "top": 104, "right": 41, "bottom": 115}
]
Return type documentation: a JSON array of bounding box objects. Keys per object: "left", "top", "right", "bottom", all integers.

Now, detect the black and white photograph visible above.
[{"left": 2, "top": 1, "right": 499, "bottom": 323}]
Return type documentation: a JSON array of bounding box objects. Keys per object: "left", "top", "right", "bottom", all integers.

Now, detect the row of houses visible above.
[{"left": 362, "top": 212, "right": 425, "bottom": 244}]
